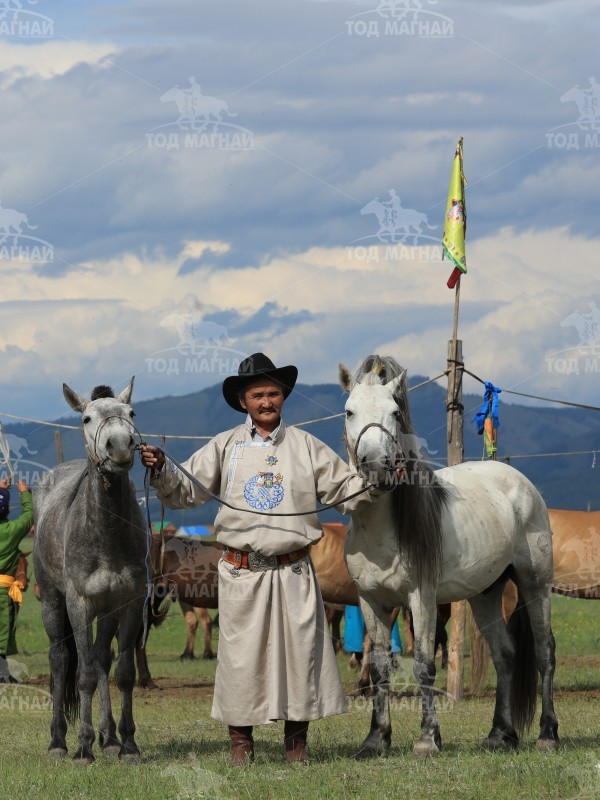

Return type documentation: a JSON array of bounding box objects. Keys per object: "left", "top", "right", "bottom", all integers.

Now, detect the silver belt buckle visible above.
[{"left": 248, "top": 552, "right": 278, "bottom": 572}]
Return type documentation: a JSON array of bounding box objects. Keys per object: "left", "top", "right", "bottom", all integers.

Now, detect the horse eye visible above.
[
  {"left": 129, "top": 410, "right": 136, "bottom": 418},
  {"left": 83, "top": 416, "right": 91, "bottom": 424},
  {"left": 393, "top": 410, "right": 401, "bottom": 419},
  {"left": 345, "top": 409, "right": 354, "bottom": 418}
]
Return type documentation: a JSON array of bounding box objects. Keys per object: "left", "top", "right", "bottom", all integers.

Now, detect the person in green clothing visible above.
[{"left": 0, "top": 477, "right": 33, "bottom": 683}]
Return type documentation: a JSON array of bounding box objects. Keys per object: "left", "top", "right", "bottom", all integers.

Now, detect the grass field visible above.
[{"left": 2, "top": 543, "right": 600, "bottom": 800}]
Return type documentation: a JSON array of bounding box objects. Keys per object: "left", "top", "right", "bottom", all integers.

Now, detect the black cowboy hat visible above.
[{"left": 222, "top": 353, "right": 298, "bottom": 412}]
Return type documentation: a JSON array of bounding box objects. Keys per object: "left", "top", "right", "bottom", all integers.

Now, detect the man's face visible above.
[{"left": 240, "top": 379, "right": 285, "bottom": 431}]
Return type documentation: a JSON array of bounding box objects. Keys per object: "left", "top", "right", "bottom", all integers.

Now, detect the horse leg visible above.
[
  {"left": 115, "top": 599, "right": 145, "bottom": 761},
  {"left": 408, "top": 587, "right": 441, "bottom": 756},
  {"left": 95, "top": 615, "right": 120, "bottom": 755},
  {"left": 135, "top": 627, "right": 158, "bottom": 689},
  {"left": 402, "top": 607, "right": 414, "bottom": 656},
  {"left": 198, "top": 608, "right": 215, "bottom": 660},
  {"left": 179, "top": 602, "right": 197, "bottom": 660},
  {"left": 437, "top": 604, "right": 450, "bottom": 669},
  {"left": 39, "top": 588, "right": 69, "bottom": 757},
  {"left": 514, "top": 583, "right": 559, "bottom": 750},
  {"left": 468, "top": 586, "right": 519, "bottom": 751},
  {"left": 66, "top": 592, "right": 97, "bottom": 765},
  {"left": 357, "top": 631, "right": 371, "bottom": 696},
  {"left": 355, "top": 597, "right": 392, "bottom": 759},
  {"left": 331, "top": 609, "right": 344, "bottom": 654}
]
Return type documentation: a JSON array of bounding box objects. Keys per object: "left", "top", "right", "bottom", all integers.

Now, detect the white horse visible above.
[{"left": 339, "top": 355, "right": 558, "bottom": 757}]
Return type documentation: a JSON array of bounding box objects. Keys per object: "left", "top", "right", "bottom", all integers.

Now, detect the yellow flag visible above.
[{"left": 442, "top": 137, "right": 467, "bottom": 289}]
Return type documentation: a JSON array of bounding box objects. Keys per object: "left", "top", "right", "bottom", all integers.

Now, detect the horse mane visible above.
[
  {"left": 91, "top": 385, "right": 115, "bottom": 400},
  {"left": 354, "top": 354, "right": 449, "bottom": 585}
]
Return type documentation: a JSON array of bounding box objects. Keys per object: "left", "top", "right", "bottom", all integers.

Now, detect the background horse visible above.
[
  {"left": 470, "top": 508, "right": 600, "bottom": 693},
  {"left": 340, "top": 355, "right": 558, "bottom": 757},
  {"left": 33, "top": 380, "right": 147, "bottom": 764}
]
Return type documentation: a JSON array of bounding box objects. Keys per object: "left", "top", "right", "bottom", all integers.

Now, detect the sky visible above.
[{"left": 1, "top": 0, "right": 600, "bottom": 422}]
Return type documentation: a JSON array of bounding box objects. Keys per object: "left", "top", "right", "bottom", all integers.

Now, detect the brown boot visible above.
[
  {"left": 284, "top": 720, "right": 309, "bottom": 764},
  {"left": 228, "top": 725, "right": 254, "bottom": 766}
]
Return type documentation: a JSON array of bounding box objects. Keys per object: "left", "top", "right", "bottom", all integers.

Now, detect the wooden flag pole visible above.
[
  {"left": 446, "top": 277, "right": 466, "bottom": 701},
  {"left": 54, "top": 430, "right": 64, "bottom": 464}
]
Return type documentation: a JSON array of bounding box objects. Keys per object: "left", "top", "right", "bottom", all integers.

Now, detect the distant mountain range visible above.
[{"left": 4, "top": 376, "right": 600, "bottom": 527}]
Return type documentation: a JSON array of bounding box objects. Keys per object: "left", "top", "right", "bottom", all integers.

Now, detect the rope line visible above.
[
  {"left": 1, "top": 364, "right": 599, "bottom": 446},
  {"left": 0, "top": 371, "right": 449, "bottom": 440},
  {"left": 460, "top": 366, "right": 600, "bottom": 413},
  {"left": 153, "top": 446, "right": 374, "bottom": 516}
]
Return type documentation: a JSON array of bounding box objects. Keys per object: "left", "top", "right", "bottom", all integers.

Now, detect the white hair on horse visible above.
[
  {"left": 349, "top": 354, "right": 450, "bottom": 585},
  {"left": 340, "top": 353, "right": 558, "bottom": 758}
]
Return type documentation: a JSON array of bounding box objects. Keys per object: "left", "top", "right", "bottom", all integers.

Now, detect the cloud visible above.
[
  {"left": 1, "top": 223, "right": 599, "bottom": 421},
  {"left": 0, "top": 41, "right": 117, "bottom": 86},
  {"left": 1, "top": 0, "right": 599, "bottom": 423}
]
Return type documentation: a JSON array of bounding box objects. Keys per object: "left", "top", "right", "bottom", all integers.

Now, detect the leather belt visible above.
[{"left": 222, "top": 547, "right": 309, "bottom": 572}]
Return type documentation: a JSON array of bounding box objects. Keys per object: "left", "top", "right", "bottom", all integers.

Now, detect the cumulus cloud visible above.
[
  {"left": 1, "top": 223, "right": 598, "bottom": 420},
  {"left": 0, "top": 0, "right": 599, "bottom": 421}
]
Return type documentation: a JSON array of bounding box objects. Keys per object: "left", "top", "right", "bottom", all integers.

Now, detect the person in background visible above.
[{"left": 0, "top": 477, "right": 33, "bottom": 683}]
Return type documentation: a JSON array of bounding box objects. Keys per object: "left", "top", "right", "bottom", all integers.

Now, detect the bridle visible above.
[
  {"left": 82, "top": 413, "right": 142, "bottom": 489},
  {"left": 346, "top": 420, "right": 407, "bottom": 490}
]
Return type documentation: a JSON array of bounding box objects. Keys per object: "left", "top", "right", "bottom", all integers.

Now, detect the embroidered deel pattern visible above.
[{"left": 244, "top": 471, "right": 284, "bottom": 510}]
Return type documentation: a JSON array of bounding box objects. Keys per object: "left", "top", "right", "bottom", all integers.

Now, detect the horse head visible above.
[
  {"left": 63, "top": 377, "right": 137, "bottom": 475},
  {"left": 339, "top": 355, "right": 409, "bottom": 487}
]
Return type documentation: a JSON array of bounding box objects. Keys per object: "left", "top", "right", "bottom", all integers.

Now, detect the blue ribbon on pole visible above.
[{"left": 473, "top": 381, "right": 501, "bottom": 434}]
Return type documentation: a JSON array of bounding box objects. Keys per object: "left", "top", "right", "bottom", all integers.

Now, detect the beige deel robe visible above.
[{"left": 153, "top": 417, "right": 379, "bottom": 725}]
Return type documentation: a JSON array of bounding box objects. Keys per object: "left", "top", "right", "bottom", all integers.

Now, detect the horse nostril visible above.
[
  {"left": 106, "top": 438, "right": 112, "bottom": 450},
  {"left": 129, "top": 436, "right": 134, "bottom": 448}
]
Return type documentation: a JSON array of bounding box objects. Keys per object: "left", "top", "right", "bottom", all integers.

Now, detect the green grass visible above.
[{"left": 4, "top": 547, "right": 600, "bottom": 800}]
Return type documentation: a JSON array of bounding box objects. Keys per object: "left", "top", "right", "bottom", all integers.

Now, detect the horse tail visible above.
[
  {"left": 50, "top": 612, "right": 79, "bottom": 724},
  {"left": 509, "top": 593, "right": 538, "bottom": 736},
  {"left": 468, "top": 605, "right": 490, "bottom": 696}
]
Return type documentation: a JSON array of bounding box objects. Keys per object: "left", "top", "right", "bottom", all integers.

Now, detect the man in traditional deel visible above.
[
  {"left": 0, "top": 478, "right": 33, "bottom": 683},
  {"left": 141, "top": 353, "right": 382, "bottom": 765}
]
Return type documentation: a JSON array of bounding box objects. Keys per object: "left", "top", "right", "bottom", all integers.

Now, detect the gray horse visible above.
[{"left": 33, "top": 379, "right": 148, "bottom": 764}]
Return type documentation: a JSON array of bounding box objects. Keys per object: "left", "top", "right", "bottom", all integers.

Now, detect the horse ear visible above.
[
  {"left": 386, "top": 370, "right": 407, "bottom": 398},
  {"left": 339, "top": 363, "right": 355, "bottom": 393},
  {"left": 63, "top": 384, "right": 88, "bottom": 412},
  {"left": 116, "top": 376, "right": 135, "bottom": 405}
]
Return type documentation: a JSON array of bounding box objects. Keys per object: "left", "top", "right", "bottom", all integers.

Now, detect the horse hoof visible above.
[
  {"left": 48, "top": 748, "right": 67, "bottom": 760},
  {"left": 482, "top": 736, "right": 518, "bottom": 752},
  {"left": 72, "top": 754, "right": 95, "bottom": 766},
  {"left": 413, "top": 739, "right": 440, "bottom": 757},
  {"left": 119, "top": 751, "right": 141, "bottom": 764},
  {"left": 354, "top": 739, "right": 390, "bottom": 760},
  {"left": 102, "top": 744, "right": 121, "bottom": 757},
  {"left": 536, "top": 738, "right": 559, "bottom": 752},
  {"left": 203, "top": 651, "right": 215, "bottom": 660}
]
